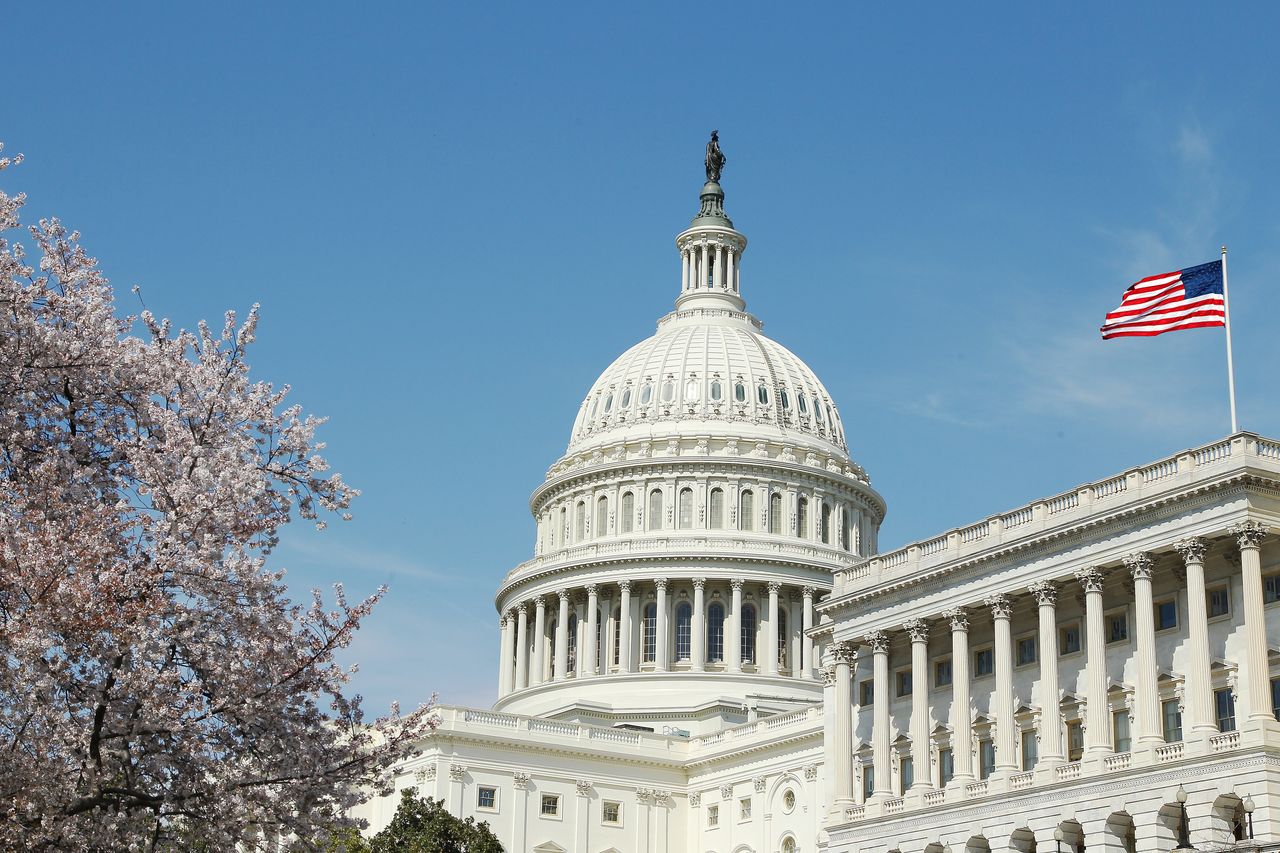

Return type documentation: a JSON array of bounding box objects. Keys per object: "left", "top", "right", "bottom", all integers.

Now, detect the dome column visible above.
[
  {"left": 681, "top": 250, "right": 690, "bottom": 292},
  {"left": 498, "top": 612, "right": 514, "bottom": 697},
  {"left": 801, "top": 586, "right": 816, "bottom": 679},
  {"left": 691, "top": 578, "right": 707, "bottom": 672},
  {"left": 532, "top": 596, "right": 547, "bottom": 685},
  {"left": 514, "top": 604, "right": 529, "bottom": 691},
  {"left": 618, "top": 580, "right": 633, "bottom": 673},
  {"left": 766, "top": 582, "right": 781, "bottom": 676},
  {"left": 584, "top": 584, "right": 599, "bottom": 677},
  {"left": 554, "top": 590, "right": 570, "bottom": 681},
  {"left": 700, "top": 243, "right": 709, "bottom": 289},
  {"left": 655, "top": 578, "right": 670, "bottom": 672},
  {"left": 726, "top": 247, "right": 736, "bottom": 293},
  {"left": 728, "top": 579, "right": 743, "bottom": 673}
]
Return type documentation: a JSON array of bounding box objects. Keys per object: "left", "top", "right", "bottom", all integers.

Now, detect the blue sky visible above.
[{"left": 6, "top": 3, "right": 1280, "bottom": 713}]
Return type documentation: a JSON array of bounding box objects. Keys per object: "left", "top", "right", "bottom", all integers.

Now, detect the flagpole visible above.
[{"left": 1222, "top": 246, "right": 1239, "bottom": 433}]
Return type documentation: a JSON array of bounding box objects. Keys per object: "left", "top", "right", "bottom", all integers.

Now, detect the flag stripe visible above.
[{"left": 1100, "top": 261, "right": 1226, "bottom": 340}]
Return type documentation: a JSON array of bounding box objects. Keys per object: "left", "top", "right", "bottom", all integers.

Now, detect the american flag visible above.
[{"left": 1100, "top": 260, "right": 1227, "bottom": 339}]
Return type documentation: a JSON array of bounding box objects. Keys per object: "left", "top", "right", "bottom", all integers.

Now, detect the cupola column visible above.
[
  {"left": 554, "top": 590, "right": 570, "bottom": 681},
  {"left": 584, "top": 584, "right": 599, "bottom": 677},
  {"left": 700, "top": 243, "right": 709, "bottom": 289},
  {"left": 726, "top": 247, "right": 736, "bottom": 292},
  {"left": 655, "top": 578, "right": 670, "bottom": 672},
  {"left": 618, "top": 580, "right": 633, "bottom": 674},
  {"left": 728, "top": 579, "right": 744, "bottom": 673},
  {"left": 691, "top": 578, "right": 707, "bottom": 672},
  {"left": 681, "top": 250, "right": 690, "bottom": 292},
  {"left": 514, "top": 604, "right": 529, "bottom": 691},
  {"left": 532, "top": 596, "right": 547, "bottom": 685}
]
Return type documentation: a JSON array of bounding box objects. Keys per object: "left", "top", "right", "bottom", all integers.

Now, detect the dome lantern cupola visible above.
[{"left": 675, "top": 131, "right": 748, "bottom": 314}]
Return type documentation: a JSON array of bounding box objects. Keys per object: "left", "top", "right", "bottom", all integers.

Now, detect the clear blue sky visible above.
[{"left": 7, "top": 3, "right": 1280, "bottom": 713}]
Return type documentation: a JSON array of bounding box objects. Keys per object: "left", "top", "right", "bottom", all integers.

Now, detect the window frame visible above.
[
  {"left": 859, "top": 678, "right": 874, "bottom": 706},
  {"left": 1214, "top": 687, "right": 1237, "bottom": 732},
  {"left": 934, "top": 656, "right": 953, "bottom": 688},
  {"left": 1058, "top": 620, "right": 1082, "bottom": 656},
  {"left": 1112, "top": 708, "right": 1132, "bottom": 753},
  {"left": 1015, "top": 633, "right": 1038, "bottom": 668},
  {"left": 1154, "top": 596, "right": 1179, "bottom": 633},
  {"left": 1020, "top": 727, "right": 1038, "bottom": 772},
  {"left": 476, "top": 785, "right": 499, "bottom": 812},
  {"left": 601, "top": 800, "right": 622, "bottom": 826},
  {"left": 707, "top": 804, "right": 719, "bottom": 828},
  {"left": 738, "top": 797, "right": 752, "bottom": 822},
  {"left": 1206, "top": 582, "right": 1232, "bottom": 620},
  {"left": 1105, "top": 606, "right": 1130, "bottom": 645},
  {"left": 1162, "top": 698, "right": 1183, "bottom": 743},
  {"left": 540, "top": 793, "right": 562, "bottom": 819},
  {"left": 973, "top": 646, "right": 994, "bottom": 678},
  {"left": 896, "top": 667, "right": 913, "bottom": 698}
]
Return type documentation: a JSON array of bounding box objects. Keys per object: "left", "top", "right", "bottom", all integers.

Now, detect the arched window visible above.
[
  {"left": 612, "top": 608, "right": 621, "bottom": 666},
  {"left": 642, "top": 602, "right": 657, "bottom": 663},
  {"left": 675, "top": 602, "right": 692, "bottom": 661},
  {"left": 595, "top": 609, "right": 603, "bottom": 669},
  {"left": 567, "top": 613, "right": 578, "bottom": 672},
  {"left": 620, "top": 387, "right": 632, "bottom": 409},
  {"left": 769, "top": 493, "right": 783, "bottom": 535},
  {"left": 707, "top": 602, "right": 725, "bottom": 662},
  {"left": 797, "top": 497, "right": 809, "bottom": 539},
  {"left": 798, "top": 393, "right": 809, "bottom": 415},
  {"left": 734, "top": 382, "right": 747, "bottom": 403},
  {"left": 574, "top": 501, "right": 586, "bottom": 542},
  {"left": 780, "top": 389, "right": 791, "bottom": 410},
  {"left": 778, "top": 607, "right": 788, "bottom": 669},
  {"left": 741, "top": 604, "right": 757, "bottom": 664},
  {"left": 709, "top": 488, "right": 724, "bottom": 529},
  {"left": 557, "top": 506, "right": 567, "bottom": 548},
  {"left": 820, "top": 502, "right": 832, "bottom": 544},
  {"left": 678, "top": 488, "right": 694, "bottom": 529},
  {"left": 684, "top": 379, "right": 700, "bottom": 402},
  {"left": 603, "top": 393, "right": 613, "bottom": 413},
  {"left": 757, "top": 384, "right": 769, "bottom": 405},
  {"left": 640, "top": 383, "right": 653, "bottom": 405},
  {"left": 739, "top": 490, "right": 755, "bottom": 532},
  {"left": 648, "top": 489, "right": 663, "bottom": 531},
  {"left": 782, "top": 837, "right": 797, "bottom": 853},
  {"left": 595, "top": 496, "right": 608, "bottom": 538},
  {"left": 840, "top": 504, "right": 851, "bottom": 551},
  {"left": 661, "top": 381, "right": 675, "bottom": 403},
  {"left": 548, "top": 620, "right": 558, "bottom": 677},
  {"left": 620, "top": 492, "right": 635, "bottom": 534}
]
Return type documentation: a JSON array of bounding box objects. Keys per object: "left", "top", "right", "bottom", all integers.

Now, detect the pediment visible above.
[{"left": 533, "top": 843, "right": 568, "bottom": 853}]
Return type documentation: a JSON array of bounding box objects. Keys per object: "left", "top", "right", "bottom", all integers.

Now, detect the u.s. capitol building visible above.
[{"left": 353, "top": 142, "right": 1280, "bottom": 853}]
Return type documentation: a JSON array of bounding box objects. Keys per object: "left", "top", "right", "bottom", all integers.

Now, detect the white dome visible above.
[{"left": 566, "top": 308, "right": 849, "bottom": 458}]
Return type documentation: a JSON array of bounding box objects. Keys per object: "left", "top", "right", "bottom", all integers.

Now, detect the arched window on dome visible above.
[
  {"left": 707, "top": 602, "right": 725, "bottom": 663},
  {"left": 710, "top": 380, "right": 723, "bottom": 402},
  {"left": 797, "top": 497, "right": 809, "bottom": 539},
  {"left": 815, "top": 399, "right": 825, "bottom": 423},
  {"left": 840, "top": 504, "right": 851, "bottom": 551},
  {"left": 620, "top": 492, "right": 635, "bottom": 534},
  {"left": 660, "top": 381, "right": 675, "bottom": 403},
  {"left": 603, "top": 392, "right": 613, "bottom": 414},
  {"left": 780, "top": 389, "right": 791, "bottom": 410},
  {"left": 777, "top": 606, "right": 788, "bottom": 670},
  {"left": 734, "top": 381, "right": 746, "bottom": 403},
  {"left": 557, "top": 506, "right": 567, "bottom": 548},
  {"left": 590, "top": 396, "right": 600, "bottom": 419},
  {"left": 574, "top": 501, "right": 586, "bottom": 542},
  {"left": 595, "top": 496, "right": 608, "bottom": 539},
  {"left": 709, "top": 488, "right": 724, "bottom": 529},
  {"left": 640, "top": 383, "right": 653, "bottom": 406},
  {"left": 769, "top": 493, "right": 783, "bottom": 535},
  {"left": 620, "top": 387, "right": 632, "bottom": 409},
  {"left": 740, "top": 603, "right": 757, "bottom": 665},
  {"left": 684, "top": 379, "right": 700, "bottom": 403},
  {"left": 642, "top": 602, "right": 657, "bottom": 663},
  {"left": 548, "top": 619, "right": 558, "bottom": 678},
  {"left": 739, "top": 490, "right": 755, "bottom": 532},
  {"left": 798, "top": 393, "right": 809, "bottom": 416},
  {"left": 675, "top": 602, "right": 692, "bottom": 661},
  {"left": 612, "top": 607, "right": 621, "bottom": 668},
  {"left": 678, "top": 488, "right": 694, "bottom": 529},
  {"left": 757, "top": 384, "right": 770, "bottom": 405},
  {"left": 567, "top": 613, "right": 578, "bottom": 673},
  {"left": 648, "top": 489, "right": 663, "bottom": 531},
  {"left": 819, "top": 502, "right": 832, "bottom": 544}
]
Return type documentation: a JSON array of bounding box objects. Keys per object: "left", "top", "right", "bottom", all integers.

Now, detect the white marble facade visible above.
[{"left": 354, "top": 165, "right": 1280, "bottom": 853}]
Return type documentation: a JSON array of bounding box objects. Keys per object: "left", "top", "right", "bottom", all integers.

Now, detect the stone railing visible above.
[
  {"left": 836, "top": 433, "right": 1278, "bottom": 594},
  {"left": 690, "top": 706, "right": 821, "bottom": 753},
  {"left": 1103, "top": 752, "right": 1132, "bottom": 771}
]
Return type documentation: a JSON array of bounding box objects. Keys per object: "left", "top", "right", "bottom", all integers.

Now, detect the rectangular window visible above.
[
  {"left": 1113, "top": 709, "right": 1131, "bottom": 753},
  {"left": 1273, "top": 677, "right": 1280, "bottom": 721},
  {"left": 1107, "top": 609, "right": 1129, "bottom": 644},
  {"left": 1207, "top": 585, "right": 1231, "bottom": 618},
  {"left": 541, "top": 794, "right": 560, "bottom": 816},
  {"left": 602, "top": 801, "right": 621, "bottom": 825},
  {"left": 477, "top": 786, "right": 497, "bottom": 810},
  {"left": 707, "top": 804, "right": 719, "bottom": 828},
  {"left": 859, "top": 679, "right": 874, "bottom": 706},
  {"left": 1059, "top": 622, "right": 1082, "bottom": 655},
  {"left": 1215, "top": 688, "right": 1236, "bottom": 732},
  {"left": 938, "top": 748, "right": 954, "bottom": 786},
  {"left": 974, "top": 647, "right": 994, "bottom": 677},
  {"left": 1265, "top": 574, "right": 1280, "bottom": 605},
  {"left": 862, "top": 766, "right": 875, "bottom": 800},
  {"left": 1066, "top": 721, "right": 1084, "bottom": 762},
  {"left": 1016, "top": 636, "right": 1037, "bottom": 667},
  {"left": 934, "top": 657, "right": 953, "bottom": 688},
  {"left": 739, "top": 797, "right": 752, "bottom": 821},
  {"left": 1021, "top": 729, "right": 1038, "bottom": 771},
  {"left": 978, "top": 739, "right": 995, "bottom": 779},
  {"left": 900, "top": 756, "right": 914, "bottom": 793},
  {"left": 1155, "top": 599, "right": 1178, "bottom": 631},
  {"left": 897, "top": 669, "right": 913, "bottom": 697},
  {"left": 1162, "top": 699, "right": 1183, "bottom": 743}
]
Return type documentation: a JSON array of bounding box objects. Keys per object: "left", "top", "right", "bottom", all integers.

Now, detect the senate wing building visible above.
[{"left": 352, "top": 142, "right": 1280, "bottom": 853}]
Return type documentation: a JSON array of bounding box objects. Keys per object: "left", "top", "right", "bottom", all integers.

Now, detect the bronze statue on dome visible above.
[{"left": 705, "top": 130, "right": 726, "bottom": 182}]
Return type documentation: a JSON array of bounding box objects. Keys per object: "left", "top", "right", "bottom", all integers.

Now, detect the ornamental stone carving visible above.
[
  {"left": 802, "top": 585, "right": 817, "bottom": 599},
  {"left": 865, "top": 630, "right": 890, "bottom": 654},
  {"left": 513, "top": 771, "right": 532, "bottom": 789},
  {"left": 689, "top": 792, "right": 701, "bottom": 807},
  {"left": 767, "top": 581, "right": 782, "bottom": 594},
  {"left": 942, "top": 608, "right": 969, "bottom": 631},
  {"left": 903, "top": 619, "right": 930, "bottom": 643},
  {"left": 753, "top": 776, "right": 767, "bottom": 793},
  {"left": 557, "top": 589, "right": 570, "bottom": 604},
  {"left": 804, "top": 764, "right": 819, "bottom": 781},
  {"left": 1174, "top": 537, "right": 1208, "bottom": 564},
  {"left": 654, "top": 790, "right": 672, "bottom": 806},
  {"left": 637, "top": 788, "right": 654, "bottom": 803},
  {"left": 1075, "top": 567, "right": 1105, "bottom": 594},
  {"left": 449, "top": 764, "right": 466, "bottom": 782},
  {"left": 985, "top": 594, "right": 1013, "bottom": 619},
  {"left": 618, "top": 579, "right": 632, "bottom": 594},
  {"left": 730, "top": 578, "right": 745, "bottom": 591},
  {"left": 821, "top": 663, "right": 837, "bottom": 687},
  {"left": 692, "top": 577, "right": 706, "bottom": 590},
  {"left": 1124, "top": 551, "right": 1154, "bottom": 580},
  {"left": 654, "top": 577, "right": 669, "bottom": 592},
  {"left": 720, "top": 784, "right": 733, "bottom": 799},
  {"left": 575, "top": 779, "right": 593, "bottom": 797},
  {"left": 1028, "top": 581, "right": 1058, "bottom": 606},
  {"left": 1231, "top": 520, "right": 1268, "bottom": 549},
  {"left": 584, "top": 583, "right": 598, "bottom": 597},
  {"left": 830, "top": 641, "right": 857, "bottom": 665},
  {"left": 415, "top": 766, "right": 436, "bottom": 784}
]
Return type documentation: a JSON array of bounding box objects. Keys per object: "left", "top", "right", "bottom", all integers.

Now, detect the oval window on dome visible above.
[
  {"left": 798, "top": 393, "right": 809, "bottom": 415},
  {"left": 621, "top": 387, "right": 632, "bottom": 408},
  {"left": 661, "top": 381, "right": 675, "bottom": 403},
  {"left": 780, "top": 389, "right": 791, "bottom": 410},
  {"left": 826, "top": 404, "right": 835, "bottom": 426},
  {"left": 814, "top": 401, "right": 825, "bottom": 422},
  {"left": 757, "top": 384, "right": 769, "bottom": 405},
  {"left": 603, "top": 393, "right": 613, "bottom": 413},
  {"left": 684, "top": 379, "right": 700, "bottom": 402},
  {"left": 590, "top": 396, "right": 600, "bottom": 418},
  {"left": 734, "top": 382, "right": 746, "bottom": 403},
  {"left": 710, "top": 380, "right": 723, "bottom": 401},
  {"left": 640, "top": 383, "right": 653, "bottom": 405}
]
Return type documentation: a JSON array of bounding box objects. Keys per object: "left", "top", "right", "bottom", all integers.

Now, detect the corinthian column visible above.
[
  {"left": 802, "top": 586, "right": 816, "bottom": 679},
  {"left": 655, "top": 578, "right": 669, "bottom": 672},
  {"left": 904, "top": 619, "right": 932, "bottom": 790},
  {"left": 728, "top": 579, "right": 744, "bottom": 673},
  {"left": 1028, "top": 581, "right": 1064, "bottom": 765},
  {"left": 514, "top": 603, "right": 529, "bottom": 691},
  {"left": 1126, "top": 552, "right": 1162, "bottom": 747},
  {"left": 532, "top": 596, "right": 547, "bottom": 685},
  {"left": 766, "top": 582, "right": 781, "bottom": 676},
  {"left": 1232, "top": 522, "right": 1274, "bottom": 725},
  {"left": 691, "top": 578, "right": 706, "bottom": 672},
  {"left": 584, "top": 585, "right": 599, "bottom": 677},
  {"left": 1075, "top": 568, "right": 1110, "bottom": 757},
  {"left": 555, "top": 590, "right": 570, "bottom": 681},
  {"left": 943, "top": 608, "right": 973, "bottom": 784},
  {"left": 868, "top": 630, "right": 892, "bottom": 797},
  {"left": 498, "top": 612, "right": 514, "bottom": 697},
  {"left": 1175, "top": 538, "right": 1216, "bottom": 738},
  {"left": 987, "top": 594, "right": 1017, "bottom": 774},
  {"left": 831, "top": 641, "right": 858, "bottom": 810},
  {"left": 618, "top": 581, "right": 633, "bottom": 674}
]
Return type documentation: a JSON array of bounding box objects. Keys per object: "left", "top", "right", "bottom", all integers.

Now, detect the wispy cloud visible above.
[{"left": 276, "top": 535, "right": 456, "bottom": 585}]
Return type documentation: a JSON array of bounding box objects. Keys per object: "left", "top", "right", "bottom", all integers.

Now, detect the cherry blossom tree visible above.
[{"left": 0, "top": 145, "right": 433, "bottom": 851}]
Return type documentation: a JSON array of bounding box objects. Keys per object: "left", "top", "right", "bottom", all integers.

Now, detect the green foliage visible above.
[{"left": 362, "top": 789, "right": 504, "bottom": 853}]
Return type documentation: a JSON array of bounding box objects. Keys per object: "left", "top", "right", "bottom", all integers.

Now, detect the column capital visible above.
[
  {"left": 618, "top": 579, "right": 632, "bottom": 593},
  {"left": 1028, "top": 581, "right": 1058, "bottom": 606},
  {"left": 1174, "top": 537, "right": 1208, "bottom": 564},
  {"left": 831, "top": 640, "right": 858, "bottom": 665},
  {"left": 942, "top": 608, "right": 969, "bottom": 631},
  {"left": 692, "top": 576, "right": 707, "bottom": 590},
  {"left": 575, "top": 779, "right": 593, "bottom": 797},
  {"left": 730, "top": 578, "right": 745, "bottom": 591},
  {"left": 802, "top": 585, "right": 817, "bottom": 599},
  {"left": 767, "top": 581, "right": 782, "bottom": 594},
  {"left": 1074, "top": 567, "right": 1105, "bottom": 593},
  {"left": 584, "top": 583, "right": 598, "bottom": 597},
  {"left": 1231, "top": 520, "right": 1268, "bottom": 550},
  {"left": 557, "top": 588, "right": 571, "bottom": 603},
  {"left": 654, "top": 577, "right": 669, "bottom": 592},
  {"left": 985, "top": 593, "right": 1013, "bottom": 619},
  {"left": 516, "top": 602, "right": 528, "bottom": 616},
  {"left": 1124, "top": 552, "right": 1154, "bottom": 580},
  {"left": 865, "top": 630, "right": 890, "bottom": 654},
  {"left": 903, "top": 618, "right": 930, "bottom": 643},
  {"left": 533, "top": 595, "right": 547, "bottom": 609}
]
